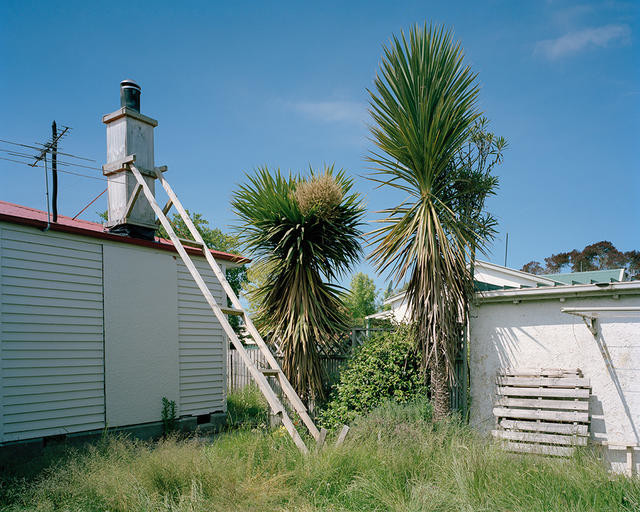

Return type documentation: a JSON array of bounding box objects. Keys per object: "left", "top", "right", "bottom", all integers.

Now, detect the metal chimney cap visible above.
[
  {"left": 120, "top": 79, "right": 141, "bottom": 91},
  {"left": 120, "top": 79, "right": 141, "bottom": 112}
]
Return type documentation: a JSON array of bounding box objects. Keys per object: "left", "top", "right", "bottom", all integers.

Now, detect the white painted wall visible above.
[
  {"left": 177, "top": 258, "right": 227, "bottom": 416},
  {"left": 470, "top": 292, "right": 640, "bottom": 474},
  {"left": 0, "top": 223, "right": 105, "bottom": 442},
  {"left": 103, "top": 243, "right": 180, "bottom": 427},
  {"left": 0, "top": 219, "right": 231, "bottom": 442}
]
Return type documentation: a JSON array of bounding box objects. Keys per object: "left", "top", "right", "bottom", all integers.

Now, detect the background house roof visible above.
[
  {"left": 541, "top": 269, "right": 625, "bottom": 285},
  {"left": 0, "top": 200, "right": 249, "bottom": 265}
]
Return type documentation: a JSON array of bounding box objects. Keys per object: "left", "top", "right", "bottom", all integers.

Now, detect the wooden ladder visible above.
[{"left": 126, "top": 162, "right": 320, "bottom": 454}]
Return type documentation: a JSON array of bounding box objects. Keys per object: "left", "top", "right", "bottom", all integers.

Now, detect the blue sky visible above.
[{"left": 1, "top": 0, "right": 638, "bottom": 291}]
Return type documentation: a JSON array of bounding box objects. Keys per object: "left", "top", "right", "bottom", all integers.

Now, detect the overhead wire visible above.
[
  {"left": 0, "top": 138, "right": 96, "bottom": 162},
  {"left": 0, "top": 147, "right": 104, "bottom": 171},
  {"left": 0, "top": 156, "right": 125, "bottom": 184}
]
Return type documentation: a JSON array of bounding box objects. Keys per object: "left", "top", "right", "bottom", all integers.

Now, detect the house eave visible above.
[{"left": 475, "top": 281, "right": 640, "bottom": 304}]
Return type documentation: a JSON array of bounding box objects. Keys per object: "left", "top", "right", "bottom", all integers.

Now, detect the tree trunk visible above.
[{"left": 430, "top": 351, "right": 450, "bottom": 421}]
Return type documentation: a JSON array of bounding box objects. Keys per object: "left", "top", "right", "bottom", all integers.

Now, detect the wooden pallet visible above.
[{"left": 492, "top": 368, "right": 591, "bottom": 457}]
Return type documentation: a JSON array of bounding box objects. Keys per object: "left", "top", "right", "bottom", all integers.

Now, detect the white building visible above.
[
  {"left": 0, "top": 82, "right": 246, "bottom": 445},
  {"left": 368, "top": 261, "right": 640, "bottom": 474}
]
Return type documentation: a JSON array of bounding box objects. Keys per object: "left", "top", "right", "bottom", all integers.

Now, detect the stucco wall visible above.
[{"left": 470, "top": 292, "right": 640, "bottom": 474}]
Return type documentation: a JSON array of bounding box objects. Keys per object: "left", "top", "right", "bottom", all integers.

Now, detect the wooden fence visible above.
[
  {"left": 226, "top": 328, "right": 392, "bottom": 394},
  {"left": 227, "top": 348, "right": 348, "bottom": 394}
]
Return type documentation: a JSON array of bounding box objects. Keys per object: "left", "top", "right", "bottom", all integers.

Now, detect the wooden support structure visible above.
[
  {"left": 127, "top": 163, "right": 321, "bottom": 453},
  {"left": 492, "top": 368, "right": 591, "bottom": 457}
]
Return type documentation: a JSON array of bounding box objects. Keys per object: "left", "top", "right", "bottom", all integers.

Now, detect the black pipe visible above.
[
  {"left": 120, "top": 80, "right": 141, "bottom": 112},
  {"left": 51, "top": 120, "right": 58, "bottom": 223}
]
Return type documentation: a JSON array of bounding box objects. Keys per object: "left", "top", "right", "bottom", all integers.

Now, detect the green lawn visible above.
[{"left": 1, "top": 393, "right": 638, "bottom": 511}]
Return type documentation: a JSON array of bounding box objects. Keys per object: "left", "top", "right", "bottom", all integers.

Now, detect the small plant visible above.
[{"left": 161, "top": 397, "right": 177, "bottom": 435}]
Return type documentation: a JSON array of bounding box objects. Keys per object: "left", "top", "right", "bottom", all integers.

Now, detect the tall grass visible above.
[{"left": 2, "top": 396, "right": 638, "bottom": 511}]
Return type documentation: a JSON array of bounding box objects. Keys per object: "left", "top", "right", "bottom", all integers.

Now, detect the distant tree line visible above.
[{"left": 521, "top": 241, "right": 639, "bottom": 280}]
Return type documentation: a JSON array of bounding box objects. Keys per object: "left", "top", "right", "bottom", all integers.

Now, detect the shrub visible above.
[{"left": 319, "top": 325, "right": 427, "bottom": 429}]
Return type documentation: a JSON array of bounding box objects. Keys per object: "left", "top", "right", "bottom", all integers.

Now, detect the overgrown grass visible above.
[
  {"left": 2, "top": 396, "right": 638, "bottom": 511},
  {"left": 226, "top": 386, "right": 270, "bottom": 430}
]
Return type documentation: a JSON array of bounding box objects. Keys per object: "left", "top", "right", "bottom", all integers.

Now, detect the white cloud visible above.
[
  {"left": 535, "top": 24, "right": 631, "bottom": 59},
  {"left": 288, "top": 100, "right": 366, "bottom": 124}
]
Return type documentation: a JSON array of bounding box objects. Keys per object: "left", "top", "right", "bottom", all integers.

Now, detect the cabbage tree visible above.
[
  {"left": 367, "top": 25, "right": 500, "bottom": 420},
  {"left": 232, "top": 166, "right": 364, "bottom": 402}
]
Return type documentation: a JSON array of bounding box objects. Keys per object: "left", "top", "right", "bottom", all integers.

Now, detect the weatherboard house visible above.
[
  {"left": 369, "top": 261, "right": 640, "bottom": 475},
  {"left": 0, "top": 84, "right": 248, "bottom": 446}
]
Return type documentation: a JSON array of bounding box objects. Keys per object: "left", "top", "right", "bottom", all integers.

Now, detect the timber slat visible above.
[
  {"left": 494, "top": 397, "right": 589, "bottom": 411},
  {"left": 500, "top": 368, "right": 581, "bottom": 377},
  {"left": 220, "top": 307, "right": 244, "bottom": 316},
  {"left": 492, "top": 429, "right": 587, "bottom": 446},
  {"left": 493, "top": 407, "right": 589, "bottom": 423},
  {"left": 177, "top": 237, "right": 205, "bottom": 248},
  {"left": 504, "top": 442, "right": 575, "bottom": 457},
  {"left": 497, "top": 386, "right": 590, "bottom": 399},
  {"left": 496, "top": 376, "right": 590, "bottom": 388},
  {"left": 499, "top": 419, "right": 588, "bottom": 436}
]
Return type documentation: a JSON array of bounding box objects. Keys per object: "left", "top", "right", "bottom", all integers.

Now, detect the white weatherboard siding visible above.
[
  {"left": 103, "top": 243, "right": 180, "bottom": 427},
  {"left": 0, "top": 224, "right": 105, "bottom": 442},
  {"left": 470, "top": 293, "right": 640, "bottom": 474},
  {"left": 177, "top": 258, "right": 227, "bottom": 416}
]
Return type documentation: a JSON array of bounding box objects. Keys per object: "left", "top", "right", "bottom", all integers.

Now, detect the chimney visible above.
[{"left": 102, "top": 80, "right": 159, "bottom": 240}]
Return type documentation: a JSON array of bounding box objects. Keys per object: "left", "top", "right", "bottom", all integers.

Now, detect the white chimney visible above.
[{"left": 102, "top": 80, "right": 159, "bottom": 240}]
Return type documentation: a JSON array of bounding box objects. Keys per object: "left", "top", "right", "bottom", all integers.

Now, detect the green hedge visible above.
[{"left": 319, "top": 325, "right": 427, "bottom": 429}]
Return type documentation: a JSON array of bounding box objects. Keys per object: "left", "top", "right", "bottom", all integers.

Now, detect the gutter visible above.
[{"left": 475, "top": 281, "right": 640, "bottom": 304}]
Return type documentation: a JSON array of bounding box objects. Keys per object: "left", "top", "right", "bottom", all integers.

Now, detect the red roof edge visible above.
[{"left": 0, "top": 201, "right": 250, "bottom": 265}]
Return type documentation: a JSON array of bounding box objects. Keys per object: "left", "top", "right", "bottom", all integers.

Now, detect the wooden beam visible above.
[
  {"left": 220, "top": 306, "right": 244, "bottom": 316},
  {"left": 499, "top": 419, "right": 588, "bottom": 436},
  {"left": 497, "top": 386, "right": 590, "bottom": 399},
  {"left": 504, "top": 442, "right": 575, "bottom": 457},
  {"left": 124, "top": 183, "right": 142, "bottom": 219},
  {"left": 493, "top": 407, "right": 589, "bottom": 423},
  {"left": 496, "top": 376, "right": 590, "bottom": 388},
  {"left": 317, "top": 428, "right": 328, "bottom": 449},
  {"left": 155, "top": 198, "right": 174, "bottom": 225},
  {"left": 499, "top": 368, "right": 581, "bottom": 378},
  {"left": 178, "top": 237, "right": 205, "bottom": 248},
  {"left": 492, "top": 429, "right": 587, "bottom": 446},
  {"left": 495, "top": 397, "right": 589, "bottom": 411},
  {"left": 335, "top": 425, "right": 350, "bottom": 447},
  {"left": 102, "top": 154, "right": 135, "bottom": 174}
]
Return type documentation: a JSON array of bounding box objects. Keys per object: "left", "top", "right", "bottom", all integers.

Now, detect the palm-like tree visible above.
[
  {"left": 367, "top": 24, "right": 500, "bottom": 420},
  {"left": 232, "top": 166, "right": 364, "bottom": 402}
]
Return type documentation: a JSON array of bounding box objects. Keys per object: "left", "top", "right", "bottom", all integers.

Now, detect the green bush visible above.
[{"left": 319, "top": 325, "right": 427, "bottom": 429}]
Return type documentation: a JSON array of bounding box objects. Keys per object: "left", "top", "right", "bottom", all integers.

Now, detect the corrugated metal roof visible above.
[
  {"left": 541, "top": 269, "right": 624, "bottom": 285},
  {"left": 0, "top": 200, "right": 249, "bottom": 264}
]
